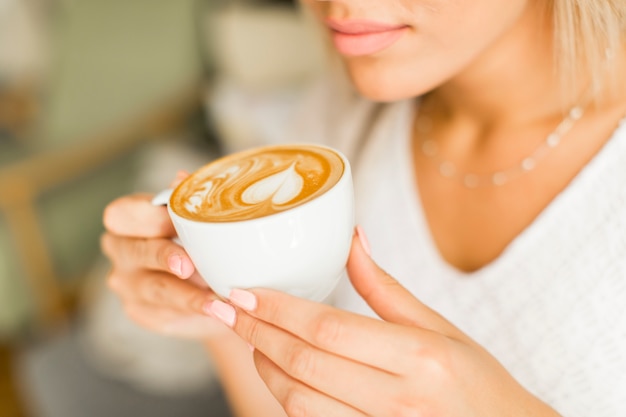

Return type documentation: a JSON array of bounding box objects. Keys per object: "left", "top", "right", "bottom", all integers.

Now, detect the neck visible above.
[{"left": 428, "top": 3, "right": 587, "bottom": 130}]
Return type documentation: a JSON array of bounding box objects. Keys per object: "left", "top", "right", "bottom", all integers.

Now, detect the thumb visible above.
[{"left": 347, "top": 226, "right": 463, "bottom": 339}]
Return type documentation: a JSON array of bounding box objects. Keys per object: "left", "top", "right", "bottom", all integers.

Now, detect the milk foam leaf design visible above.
[
  {"left": 184, "top": 181, "right": 213, "bottom": 213},
  {"left": 241, "top": 163, "right": 304, "bottom": 206}
]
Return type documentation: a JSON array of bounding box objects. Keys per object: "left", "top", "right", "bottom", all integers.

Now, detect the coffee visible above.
[
  {"left": 160, "top": 143, "right": 354, "bottom": 300},
  {"left": 170, "top": 144, "right": 345, "bottom": 222}
]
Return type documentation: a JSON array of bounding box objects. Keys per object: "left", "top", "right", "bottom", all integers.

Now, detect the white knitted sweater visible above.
[{"left": 292, "top": 89, "right": 626, "bottom": 416}]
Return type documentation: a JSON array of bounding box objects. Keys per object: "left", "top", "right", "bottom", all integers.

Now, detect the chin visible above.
[{"left": 343, "top": 59, "right": 433, "bottom": 103}]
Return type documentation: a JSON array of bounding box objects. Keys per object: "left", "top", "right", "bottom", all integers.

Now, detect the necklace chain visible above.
[{"left": 416, "top": 105, "right": 585, "bottom": 188}]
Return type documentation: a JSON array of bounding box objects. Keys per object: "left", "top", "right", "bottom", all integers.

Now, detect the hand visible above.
[
  {"left": 209, "top": 227, "right": 561, "bottom": 417},
  {"left": 101, "top": 172, "right": 226, "bottom": 339}
]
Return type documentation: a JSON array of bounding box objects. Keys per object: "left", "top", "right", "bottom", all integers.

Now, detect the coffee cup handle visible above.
[
  {"left": 151, "top": 188, "right": 174, "bottom": 207},
  {"left": 150, "top": 188, "right": 183, "bottom": 246}
]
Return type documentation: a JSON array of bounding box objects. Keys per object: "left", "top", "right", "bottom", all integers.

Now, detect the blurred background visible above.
[{"left": 0, "top": 0, "right": 325, "bottom": 415}]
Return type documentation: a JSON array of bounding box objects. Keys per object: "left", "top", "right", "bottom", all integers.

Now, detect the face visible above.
[{"left": 302, "top": 0, "right": 545, "bottom": 102}]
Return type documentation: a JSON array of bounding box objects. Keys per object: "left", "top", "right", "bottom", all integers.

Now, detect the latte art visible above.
[
  {"left": 171, "top": 145, "right": 344, "bottom": 222},
  {"left": 241, "top": 162, "right": 303, "bottom": 205}
]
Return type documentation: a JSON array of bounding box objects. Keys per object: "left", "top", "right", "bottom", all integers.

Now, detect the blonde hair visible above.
[{"left": 553, "top": 0, "right": 626, "bottom": 98}]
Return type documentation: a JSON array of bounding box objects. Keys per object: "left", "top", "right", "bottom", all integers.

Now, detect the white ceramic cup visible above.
[{"left": 153, "top": 144, "right": 354, "bottom": 302}]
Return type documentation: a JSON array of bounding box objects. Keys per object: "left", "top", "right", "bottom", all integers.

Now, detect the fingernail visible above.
[
  {"left": 178, "top": 257, "right": 195, "bottom": 279},
  {"left": 247, "top": 343, "right": 255, "bottom": 352},
  {"left": 356, "top": 225, "right": 372, "bottom": 256},
  {"left": 229, "top": 289, "right": 257, "bottom": 311},
  {"left": 202, "top": 301, "right": 214, "bottom": 316},
  {"left": 209, "top": 300, "right": 236, "bottom": 327},
  {"left": 168, "top": 255, "right": 183, "bottom": 276}
]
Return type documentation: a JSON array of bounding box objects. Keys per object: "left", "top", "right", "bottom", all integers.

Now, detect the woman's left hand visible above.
[{"left": 209, "top": 228, "right": 560, "bottom": 417}]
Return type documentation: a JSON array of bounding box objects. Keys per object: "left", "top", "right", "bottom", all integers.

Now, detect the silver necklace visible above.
[{"left": 416, "top": 105, "right": 585, "bottom": 188}]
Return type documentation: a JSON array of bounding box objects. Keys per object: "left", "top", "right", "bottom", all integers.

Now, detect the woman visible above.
[{"left": 102, "top": 1, "right": 626, "bottom": 416}]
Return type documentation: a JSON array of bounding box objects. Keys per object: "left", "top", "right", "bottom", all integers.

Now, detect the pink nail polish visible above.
[
  {"left": 209, "top": 300, "right": 236, "bottom": 327},
  {"left": 202, "top": 301, "right": 214, "bottom": 316},
  {"left": 178, "top": 256, "right": 195, "bottom": 279},
  {"left": 229, "top": 289, "right": 257, "bottom": 311},
  {"left": 356, "top": 225, "right": 372, "bottom": 256},
  {"left": 168, "top": 255, "right": 183, "bottom": 276}
]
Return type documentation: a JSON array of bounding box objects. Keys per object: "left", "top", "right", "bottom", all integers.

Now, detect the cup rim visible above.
[{"left": 168, "top": 142, "right": 352, "bottom": 225}]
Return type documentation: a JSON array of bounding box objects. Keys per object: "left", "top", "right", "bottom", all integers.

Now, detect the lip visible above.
[{"left": 326, "top": 19, "right": 409, "bottom": 57}]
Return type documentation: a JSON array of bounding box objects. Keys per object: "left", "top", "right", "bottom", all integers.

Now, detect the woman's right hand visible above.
[{"left": 101, "top": 175, "right": 229, "bottom": 340}]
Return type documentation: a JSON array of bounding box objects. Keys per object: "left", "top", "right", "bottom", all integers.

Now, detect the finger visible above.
[
  {"left": 213, "top": 300, "right": 404, "bottom": 414},
  {"left": 253, "top": 340, "right": 369, "bottom": 417},
  {"left": 103, "top": 193, "right": 176, "bottom": 238},
  {"left": 211, "top": 289, "right": 412, "bottom": 378},
  {"left": 107, "top": 269, "right": 215, "bottom": 316},
  {"left": 349, "top": 227, "right": 465, "bottom": 339},
  {"left": 187, "top": 271, "right": 210, "bottom": 289},
  {"left": 224, "top": 288, "right": 429, "bottom": 372},
  {"left": 101, "top": 233, "right": 195, "bottom": 279}
]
